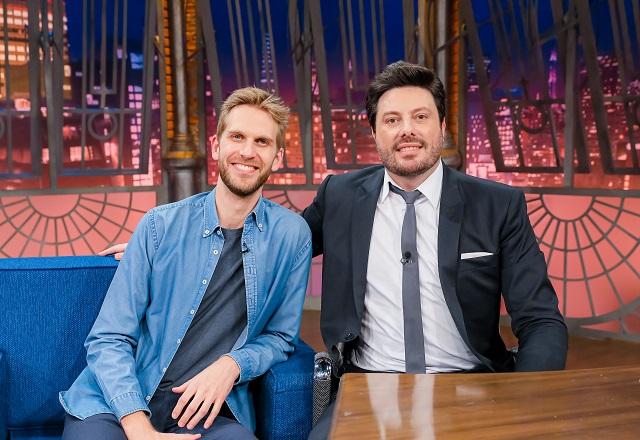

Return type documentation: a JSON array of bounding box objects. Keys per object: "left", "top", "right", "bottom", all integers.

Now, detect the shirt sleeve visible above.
[
  {"left": 226, "top": 224, "right": 312, "bottom": 384},
  {"left": 84, "top": 210, "right": 159, "bottom": 419}
]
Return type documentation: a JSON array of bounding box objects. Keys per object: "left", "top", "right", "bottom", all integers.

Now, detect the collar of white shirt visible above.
[{"left": 380, "top": 159, "right": 444, "bottom": 209}]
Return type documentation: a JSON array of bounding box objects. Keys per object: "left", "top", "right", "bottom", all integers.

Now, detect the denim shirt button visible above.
[
  {"left": 190, "top": 309, "right": 195, "bottom": 315},
  {"left": 145, "top": 395, "right": 151, "bottom": 401},
  {"left": 177, "top": 339, "right": 181, "bottom": 344},
  {"left": 202, "top": 279, "right": 207, "bottom": 285},
  {"left": 204, "top": 229, "right": 210, "bottom": 235},
  {"left": 213, "top": 249, "right": 219, "bottom": 255},
  {"left": 162, "top": 367, "right": 167, "bottom": 373}
]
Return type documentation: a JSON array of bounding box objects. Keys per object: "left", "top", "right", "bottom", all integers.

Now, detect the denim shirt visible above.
[{"left": 59, "top": 189, "right": 312, "bottom": 432}]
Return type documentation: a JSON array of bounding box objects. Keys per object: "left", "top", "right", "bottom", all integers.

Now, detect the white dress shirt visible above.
[{"left": 351, "top": 161, "right": 481, "bottom": 372}]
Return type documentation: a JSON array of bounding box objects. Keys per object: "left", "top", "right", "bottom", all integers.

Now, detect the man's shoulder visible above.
[
  {"left": 324, "top": 165, "right": 384, "bottom": 190},
  {"left": 262, "top": 198, "right": 311, "bottom": 236},
  {"left": 150, "top": 192, "right": 209, "bottom": 215},
  {"left": 330, "top": 165, "right": 384, "bottom": 183}
]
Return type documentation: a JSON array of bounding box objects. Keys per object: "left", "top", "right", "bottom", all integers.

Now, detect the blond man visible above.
[{"left": 60, "top": 87, "right": 312, "bottom": 440}]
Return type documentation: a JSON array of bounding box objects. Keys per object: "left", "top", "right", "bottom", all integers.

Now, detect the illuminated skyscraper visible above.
[
  {"left": 0, "top": 1, "right": 72, "bottom": 101},
  {"left": 259, "top": 33, "right": 276, "bottom": 93}
]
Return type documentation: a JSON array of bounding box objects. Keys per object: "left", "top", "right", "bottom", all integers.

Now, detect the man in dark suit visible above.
[{"left": 305, "top": 61, "right": 567, "bottom": 439}]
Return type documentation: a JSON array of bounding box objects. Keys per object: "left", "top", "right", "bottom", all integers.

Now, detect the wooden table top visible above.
[{"left": 329, "top": 365, "right": 640, "bottom": 439}]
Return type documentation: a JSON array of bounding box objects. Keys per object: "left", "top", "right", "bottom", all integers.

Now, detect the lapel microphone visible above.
[{"left": 401, "top": 251, "right": 413, "bottom": 265}]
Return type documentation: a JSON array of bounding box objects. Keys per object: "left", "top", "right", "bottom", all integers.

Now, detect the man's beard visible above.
[
  {"left": 376, "top": 136, "right": 442, "bottom": 177},
  {"left": 218, "top": 159, "right": 272, "bottom": 197}
]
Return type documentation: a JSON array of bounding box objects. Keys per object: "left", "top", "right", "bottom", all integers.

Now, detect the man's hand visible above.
[
  {"left": 98, "top": 243, "right": 128, "bottom": 260},
  {"left": 171, "top": 356, "right": 241, "bottom": 430},
  {"left": 121, "top": 411, "right": 201, "bottom": 440}
]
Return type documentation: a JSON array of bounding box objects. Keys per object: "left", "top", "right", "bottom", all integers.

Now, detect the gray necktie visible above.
[{"left": 389, "top": 183, "right": 426, "bottom": 373}]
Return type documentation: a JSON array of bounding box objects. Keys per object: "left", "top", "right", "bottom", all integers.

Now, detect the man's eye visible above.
[
  {"left": 386, "top": 118, "right": 398, "bottom": 124},
  {"left": 232, "top": 134, "right": 243, "bottom": 140},
  {"left": 416, "top": 114, "right": 428, "bottom": 120}
]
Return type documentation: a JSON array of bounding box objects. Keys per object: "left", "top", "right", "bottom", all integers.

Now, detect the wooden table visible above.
[{"left": 329, "top": 366, "right": 640, "bottom": 439}]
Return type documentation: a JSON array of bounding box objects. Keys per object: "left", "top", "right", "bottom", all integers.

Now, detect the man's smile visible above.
[
  {"left": 230, "top": 162, "right": 260, "bottom": 174},
  {"left": 396, "top": 142, "right": 422, "bottom": 152}
]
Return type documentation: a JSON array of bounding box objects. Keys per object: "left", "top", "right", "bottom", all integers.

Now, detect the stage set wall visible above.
[{"left": 0, "top": 1, "right": 638, "bottom": 341}]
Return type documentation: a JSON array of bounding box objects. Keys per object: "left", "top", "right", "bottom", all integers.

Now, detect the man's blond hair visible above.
[{"left": 216, "top": 87, "right": 290, "bottom": 149}]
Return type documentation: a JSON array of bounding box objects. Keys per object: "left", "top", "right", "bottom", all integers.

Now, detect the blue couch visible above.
[{"left": 0, "top": 256, "right": 314, "bottom": 440}]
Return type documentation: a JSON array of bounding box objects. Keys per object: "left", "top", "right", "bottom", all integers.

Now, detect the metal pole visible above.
[{"left": 164, "top": 0, "right": 202, "bottom": 202}]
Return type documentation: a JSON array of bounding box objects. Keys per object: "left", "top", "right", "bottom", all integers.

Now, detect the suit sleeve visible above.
[
  {"left": 500, "top": 190, "right": 568, "bottom": 371},
  {"left": 301, "top": 174, "right": 332, "bottom": 257}
]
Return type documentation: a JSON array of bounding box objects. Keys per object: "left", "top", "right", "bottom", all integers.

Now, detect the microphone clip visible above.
[{"left": 400, "top": 251, "right": 413, "bottom": 265}]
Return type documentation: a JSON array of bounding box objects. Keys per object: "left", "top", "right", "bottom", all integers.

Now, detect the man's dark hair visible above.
[{"left": 366, "top": 61, "right": 446, "bottom": 132}]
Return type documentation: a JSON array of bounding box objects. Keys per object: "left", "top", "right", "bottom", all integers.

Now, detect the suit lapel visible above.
[
  {"left": 438, "top": 165, "right": 471, "bottom": 345},
  {"left": 351, "top": 168, "right": 384, "bottom": 320}
]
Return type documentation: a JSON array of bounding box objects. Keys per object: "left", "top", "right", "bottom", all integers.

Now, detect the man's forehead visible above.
[
  {"left": 378, "top": 86, "right": 436, "bottom": 112},
  {"left": 224, "top": 105, "right": 278, "bottom": 138}
]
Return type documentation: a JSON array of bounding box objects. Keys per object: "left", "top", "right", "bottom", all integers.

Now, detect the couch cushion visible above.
[{"left": 0, "top": 256, "right": 118, "bottom": 429}]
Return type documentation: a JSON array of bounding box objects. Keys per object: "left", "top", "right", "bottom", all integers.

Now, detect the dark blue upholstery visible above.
[
  {"left": 0, "top": 350, "right": 7, "bottom": 439},
  {"left": 0, "top": 256, "right": 119, "bottom": 438},
  {"left": 0, "top": 256, "right": 314, "bottom": 440},
  {"left": 254, "top": 340, "right": 314, "bottom": 440}
]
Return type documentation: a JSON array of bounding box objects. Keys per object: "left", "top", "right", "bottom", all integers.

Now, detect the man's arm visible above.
[
  {"left": 500, "top": 190, "right": 568, "bottom": 371},
  {"left": 226, "top": 234, "right": 312, "bottom": 383},
  {"left": 301, "top": 175, "right": 332, "bottom": 257},
  {"left": 85, "top": 211, "right": 157, "bottom": 420}
]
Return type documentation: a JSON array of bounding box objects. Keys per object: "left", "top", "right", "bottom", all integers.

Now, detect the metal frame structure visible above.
[
  {"left": 461, "top": 0, "right": 640, "bottom": 179},
  {"left": 0, "top": 0, "right": 160, "bottom": 193},
  {"left": 197, "top": 0, "right": 427, "bottom": 184}
]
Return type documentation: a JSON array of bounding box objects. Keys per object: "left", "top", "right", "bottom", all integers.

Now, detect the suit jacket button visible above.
[{"left": 344, "top": 332, "right": 354, "bottom": 341}]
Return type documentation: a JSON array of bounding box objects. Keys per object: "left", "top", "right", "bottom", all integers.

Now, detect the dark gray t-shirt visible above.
[{"left": 149, "top": 227, "right": 247, "bottom": 429}]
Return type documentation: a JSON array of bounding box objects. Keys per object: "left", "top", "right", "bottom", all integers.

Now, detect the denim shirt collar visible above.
[{"left": 202, "top": 187, "right": 266, "bottom": 238}]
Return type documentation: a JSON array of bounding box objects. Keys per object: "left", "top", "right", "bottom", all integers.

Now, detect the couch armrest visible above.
[
  {"left": 254, "top": 341, "right": 315, "bottom": 440},
  {"left": 0, "top": 350, "right": 7, "bottom": 439}
]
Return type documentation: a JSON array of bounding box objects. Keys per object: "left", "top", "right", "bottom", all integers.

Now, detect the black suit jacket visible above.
[{"left": 302, "top": 164, "right": 568, "bottom": 372}]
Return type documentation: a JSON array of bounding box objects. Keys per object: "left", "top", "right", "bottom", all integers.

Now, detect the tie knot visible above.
[{"left": 389, "top": 183, "right": 422, "bottom": 204}]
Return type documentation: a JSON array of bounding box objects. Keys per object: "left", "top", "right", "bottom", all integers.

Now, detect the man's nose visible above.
[
  {"left": 399, "top": 118, "right": 415, "bottom": 137},
  {"left": 239, "top": 141, "right": 257, "bottom": 157}
]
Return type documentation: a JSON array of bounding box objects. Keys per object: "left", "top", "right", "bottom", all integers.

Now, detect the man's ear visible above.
[
  {"left": 271, "top": 147, "right": 284, "bottom": 172},
  {"left": 441, "top": 118, "right": 447, "bottom": 134},
  {"left": 211, "top": 135, "right": 220, "bottom": 161}
]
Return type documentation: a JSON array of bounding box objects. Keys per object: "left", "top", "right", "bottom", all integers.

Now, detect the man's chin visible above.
[
  {"left": 222, "top": 175, "right": 270, "bottom": 197},
  {"left": 386, "top": 160, "right": 437, "bottom": 177}
]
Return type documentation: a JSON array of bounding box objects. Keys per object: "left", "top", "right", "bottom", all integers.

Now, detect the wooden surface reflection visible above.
[{"left": 330, "top": 366, "right": 640, "bottom": 439}]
